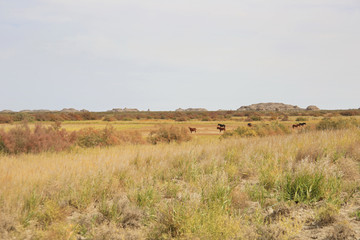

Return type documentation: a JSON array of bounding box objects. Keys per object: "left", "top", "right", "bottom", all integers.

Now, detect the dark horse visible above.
[
  {"left": 218, "top": 123, "right": 226, "bottom": 128},
  {"left": 217, "top": 126, "right": 226, "bottom": 132},
  {"left": 293, "top": 122, "right": 306, "bottom": 129},
  {"left": 188, "top": 127, "right": 197, "bottom": 133},
  {"left": 247, "top": 123, "right": 252, "bottom": 127}
]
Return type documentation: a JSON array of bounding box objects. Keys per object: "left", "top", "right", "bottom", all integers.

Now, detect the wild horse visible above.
[{"left": 188, "top": 127, "right": 197, "bottom": 133}]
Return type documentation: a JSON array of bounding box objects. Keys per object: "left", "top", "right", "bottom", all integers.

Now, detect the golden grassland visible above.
[
  {"left": 0, "top": 119, "right": 360, "bottom": 239},
  {"left": 0, "top": 115, "right": 334, "bottom": 135}
]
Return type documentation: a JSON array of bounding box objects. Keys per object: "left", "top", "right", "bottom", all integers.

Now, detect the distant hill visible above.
[
  {"left": 60, "top": 108, "right": 79, "bottom": 113},
  {"left": 237, "top": 103, "right": 303, "bottom": 111},
  {"left": 111, "top": 108, "right": 139, "bottom": 112},
  {"left": 176, "top": 108, "right": 208, "bottom": 112}
]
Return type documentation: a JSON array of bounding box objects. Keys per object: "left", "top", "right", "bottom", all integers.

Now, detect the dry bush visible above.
[
  {"left": 0, "top": 115, "right": 13, "bottom": 124},
  {"left": 0, "top": 124, "right": 144, "bottom": 154},
  {"left": 0, "top": 122, "right": 76, "bottom": 154},
  {"left": 147, "top": 126, "right": 191, "bottom": 144}
]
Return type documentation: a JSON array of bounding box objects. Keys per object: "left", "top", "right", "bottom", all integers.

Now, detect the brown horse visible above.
[
  {"left": 293, "top": 122, "right": 306, "bottom": 129},
  {"left": 247, "top": 123, "right": 252, "bottom": 127},
  {"left": 189, "top": 127, "right": 197, "bottom": 133},
  {"left": 217, "top": 126, "right": 226, "bottom": 132}
]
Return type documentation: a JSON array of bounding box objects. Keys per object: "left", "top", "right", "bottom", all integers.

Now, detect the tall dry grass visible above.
[{"left": 0, "top": 129, "right": 359, "bottom": 239}]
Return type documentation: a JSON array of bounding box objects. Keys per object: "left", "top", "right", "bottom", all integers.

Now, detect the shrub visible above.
[
  {"left": 175, "top": 116, "right": 188, "bottom": 122},
  {"left": 0, "top": 122, "right": 76, "bottom": 154},
  {"left": 0, "top": 124, "right": 144, "bottom": 154},
  {"left": 281, "top": 115, "right": 289, "bottom": 121},
  {"left": 76, "top": 128, "right": 107, "bottom": 148},
  {"left": 224, "top": 123, "right": 290, "bottom": 138},
  {"left": 316, "top": 118, "right": 359, "bottom": 130},
  {"left": 234, "top": 126, "right": 258, "bottom": 137},
  {"left": 0, "top": 115, "right": 13, "bottom": 124},
  {"left": 103, "top": 116, "right": 116, "bottom": 121},
  {"left": 76, "top": 126, "right": 143, "bottom": 148},
  {"left": 147, "top": 126, "right": 191, "bottom": 144},
  {"left": 201, "top": 117, "right": 211, "bottom": 121},
  {"left": 295, "top": 117, "right": 307, "bottom": 122},
  {"left": 246, "top": 115, "right": 262, "bottom": 121}
]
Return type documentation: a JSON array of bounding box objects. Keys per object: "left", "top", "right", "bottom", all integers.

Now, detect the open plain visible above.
[{"left": 0, "top": 113, "right": 360, "bottom": 239}]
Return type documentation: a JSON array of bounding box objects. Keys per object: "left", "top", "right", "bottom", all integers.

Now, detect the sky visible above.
[{"left": 0, "top": 0, "right": 359, "bottom": 111}]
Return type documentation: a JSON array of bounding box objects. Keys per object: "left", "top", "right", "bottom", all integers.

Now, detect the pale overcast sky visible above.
[{"left": 0, "top": 0, "right": 359, "bottom": 111}]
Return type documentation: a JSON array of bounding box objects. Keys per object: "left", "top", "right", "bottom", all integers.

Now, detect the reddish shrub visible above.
[
  {"left": 0, "top": 122, "right": 76, "bottom": 154},
  {"left": 0, "top": 115, "right": 13, "bottom": 124},
  {"left": 0, "top": 124, "right": 144, "bottom": 154}
]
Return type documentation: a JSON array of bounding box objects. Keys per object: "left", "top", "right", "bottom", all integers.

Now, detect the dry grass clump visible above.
[
  {"left": 264, "top": 203, "right": 290, "bottom": 224},
  {"left": 295, "top": 144, "right": 325, "bottom": 163},
  {"left": 326, "top": 221, "right": 356, "bottom": 240},
  {"left": 336, "top": 158, "right": 360, "bottom": 181},
  {"left": 344, "top": 141, "right": 360, "bottom": 162},
  {"left": 256, "top": 218, "right": 303, "bottom": 240},
  {"left": 314, "top": 203, "right": 340, "bottom": 226},
  {"left": 0, "top": 212, "right": 16, "bottom": 239},
  {"left": 230, "top": 186, "right": 250, "bottom": 210},
  {"left": 147, "top": 125, "right": 191, "bottom": 144}
]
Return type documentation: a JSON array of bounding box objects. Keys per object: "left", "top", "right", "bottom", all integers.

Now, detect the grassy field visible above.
[
  {"left": 0, "top": 118, "right": 360, "bottom": 239},
  {"left": 0, "top": 116, "right": 328, "bottom": 136}
]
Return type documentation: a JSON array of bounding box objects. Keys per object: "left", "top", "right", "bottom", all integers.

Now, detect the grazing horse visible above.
[
  {"left": 188, "top": 127, "right": 197, "bottom": 133},
  {"left": 247, "top": 123, "right": 252, "bottom": 127},
  {"left": 217, "top": 126, "right": 226, "bottom": 132},
  {"left": 293, "top": 122, "right": 307, "bottom": 129}
]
